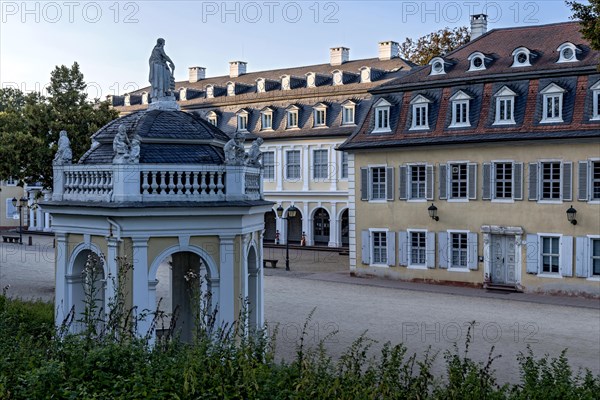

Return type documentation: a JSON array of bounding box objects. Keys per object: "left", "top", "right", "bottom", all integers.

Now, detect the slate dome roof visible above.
[{"left": 79, "top": 109, "right": 230, "bottom": 164}]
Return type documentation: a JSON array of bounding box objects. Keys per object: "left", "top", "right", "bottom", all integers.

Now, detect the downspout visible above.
[{"left": 107, "top": 218, "right": 122, "bottom": 240}]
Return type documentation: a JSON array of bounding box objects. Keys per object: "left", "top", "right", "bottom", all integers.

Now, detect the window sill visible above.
[
  {"left": 590, "top": 116, "right": 600, "bottom": 121},
  {"left": 586, "top": 276, "right": 600, "bottom": 282},
  {"left": 342, "top": 122, "right": 357, "bottom": 127},
  {"left": 372, "top": 128, "right": 392, "bottom": 134},
  {"left": 540, "top": 119, "right": 564, "bottom": 124},
  {"left": 492, "top": 199, "right": 515, "bottom": 204},
  {"left": 368, "top": 199, "right": 388, "bottom": 204},
  {"left": 449, "top": 123, "right": 471, "bottom": 129},
  {"left": 587, "top": 200, "right": 600, "bottom": 205},
  {"left": 408, "top": 264, "right": 428, "bottom": 270},
  {"left": 447, "top": 198, "right": 469, "bottom": 203},
  {"left": 409, "top": 126, "right": 430, "bottom": 131},
  {"left": 492, "top": 121, "right": 516, "bottom": 126},
  {"left": 448, "top": 267, "right": 470, "bottom": 273},
  {"left": 369, "top": 263, "right": 389, "bottom": 268},
  {"left": 537, "top": 200, "right": 564, "bottom": 205},
  {"left": 537, "top": 273, "right": 563, "bottom": 279},
  {"left": 407, "top": 198, "right": 427, "bottom": 203},
  {"left": 313, "top": 125, "right": 328, "bottom": 129}
]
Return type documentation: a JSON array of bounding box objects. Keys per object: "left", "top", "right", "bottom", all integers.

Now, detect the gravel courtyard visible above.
[{"left": 1, "top": 236, "right": 599, "bottom": 384}]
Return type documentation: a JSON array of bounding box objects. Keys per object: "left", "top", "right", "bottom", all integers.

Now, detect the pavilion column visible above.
[
  {"left": 54, "top": 233, "right": 68, "bottom": 328},
  {"left": 329, "top": 203, "right": 338, "bottom": 247},
  {"left": 105, "top": 237, "right": 119, "bottom": 312},
  {"left": 132, "top": 237, "right": 150, "bottom": 336},
  {"left": 257, "top": 230, "right": 264, "bottom": 328},
  {"left": 28, "top": 199, "right": 35, "bottom": 230},
  {"left": 35, "top": 205, "right": 43, "bottom": 231},
  {"left": 303, "top": 203, "right": 312, "bottom": 246},
  {"left": 218, "top": 235, "right": 236, "bottom": 327},
  {"left": 277, "top": 215, "right": 285, "bottom": 245}
]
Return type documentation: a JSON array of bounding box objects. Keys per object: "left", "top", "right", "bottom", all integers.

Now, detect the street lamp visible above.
[
  {"left": 428, "top": 203, "right": 439, "bottom": 222},
  {"left": 566, "top": 205, "right": 577, "bottom": 225},
  {"left": 11, "top": 197, "right": 28, "bottom": 244},
  {"left": 276, "top": 204, "right": 298, "bottom": 271}
]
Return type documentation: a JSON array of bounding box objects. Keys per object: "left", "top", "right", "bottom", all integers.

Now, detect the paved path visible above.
[{"left": 1, "top": 237, "right": 599, "bottom": 384}]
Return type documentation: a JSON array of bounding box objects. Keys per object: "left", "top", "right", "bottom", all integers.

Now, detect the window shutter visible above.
[
  {"left": 439, "top": 164, "right": 447, "bottom": 200},
  {"left": 514, "top": 162, "right": 524, "bottom": 200},
  {"left": 575, "top": 236, "right": 589, "bottom": 278},
  {"left": 562, "top": 162, "right": 572, "bottom": 201},
  {"left": 387, "top": 231, "right": 396, "bottom": 266},
  {"left": 361, "top": 230, "right": 370, "bottom": 264},
  {"left": 426, "top": 164, "right": 434, "bottom": 200},
  {"left": 5, "top": 199, "right": 16, "bottom": 219},
  {"left": 360, "top": 168, "right": 369, "bottom": 201},
  {"left": 577, "top": 161, "right": 589, "bottom": 201},
  {"left": 468, "top": 163, "right": 477, "bottom": 200},
  {"left": 398, "top": 231, "right": 408, "bottom": 266},
  {"left": 528, "top": 163, "right": 538, "bottom": 201},
  {"left": 560, "top": 236, "right": 573, "bottom": 277},
  {"left": 386, "top": 167, "right": 395, "bottom": 201},
  {"left": 438, "top": 232, "right": 448, "bottom": 269},
  {"left": 426, "top": 232, "right": 436, "bottom": 269},
  {"left": 482, "top": 163, "right": 492, "bottom": 200},
  {"left": 467, "top": 232, "right": 478, "bottom": 270},
  {"left": 399, "top": 165, "right": 408, "bottom": 200},
  {"left": 526, "top": 234, "right": 539, "bottom": 274}
]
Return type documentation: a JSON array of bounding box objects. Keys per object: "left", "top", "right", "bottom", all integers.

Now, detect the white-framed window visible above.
[
  {"left": 342, "top": 103, "right": 355, "bottom": 125},
  {"left": 410, "top": 164, "right": 426, "bottom": 199},
  {"left": 341, "top": 151, "right": 348, "bottom": 179},
  {"left": 449, "top": 91, "right": 472, "bottom": 128},
  {"left": 281, "top": 75, "right": 291, "bottom": 90},
  {"left": 261, "top": 109, "right": 273, "bottom": 130},
  {"left": 541, "top": 161, "right": 562, "bottom": 200},
  {"left": 592, "top": 161, "right": 600, "bottom": 200},
  {"left": 5, "top": 198, "right": 17, "bottom": 219},
  {"left": 256, "top": 78, "right": 266, "bottom": 93},
  {"left": 262, "top": 151, "right": 275, "bottom": 180},
  {"left": 540, "top": 235, "right": 560, "bottom": 274},
  {"left": 359, "top": 66, "right": 371, "bottom": 83},
  {"left": 483, "top": 162, "right": 523, "bottom": 201},
  {"left": 556, "top": 42, "right": 579, "bottom": 63},
  {"left": 285, "top": 150, "right": 301, "bottom": 180},
  {"left": 373, "top": 98, "right": 391, "bottom": 133},
  {"left": 362, "top": 229, "right": 395, "bottom": 267},
  {"left": 360, "top": 166, "right": 394, "bottom": 202},
  {"left": 313, "top": 104, "right": 327, "bottom": 127},
  {"left": 429, "top": 57, "right": 446, "bottom": 76},
  {"left": 410, "top": 95, "right": 430, "bottom": 130},
  {"left": 312, "top": 149, "right": 328, "bottom": 180},
  {"left": 371, "top": 167, "right": 387, "bottom": 200},
  {"left": 511, "top": 47, "right": 532, "bottom": 67},
  {"left": 450, "top": 163, "right": 468, "bottom": 199},
  {"left": 591, "top": 81, "right": 600, "bottom": 121},
  {"left": 540, "top": 83, "right": 565, "bottom": 123},
  {"left": 409, "top": 231, "right": 427, "bottom": 266},
  {"left": 591, "top": 238, "right": 600, "bottom": 277},
  {"left": 527, "top": 233, "right": 572, "bottom": 277},
  {"left": 467, "top": 52, "right": 487, "bottom": 71},
  {"left": 529, "top": 161, "right": 572, "bottom": 203},
  {"left": 207, "top": 111, "right": 217, "bottom": 126},
  {"left": 579, "top": 160, "right": 600, "bottom": 202},
  {"left": 493, "top": 86, "right": 517, "bottom": 125},
  {"left": 306, "top": 72, "right": 316, "bottom": 88},
  {"left": 576, "top": 236, "right": 600, "bottom": 279},
  {"left": 237, "top": 112, "right": 248, "bottom": 132},
  {"left": 226, "top": 82, "right": 235, "bottom": 96},
  {"left": 286, "top": 107, "right": 299, "bottom": 129},
  {"left": 494, "top": 162, "right": 513, "bottom": 199},
  {"left": 450, "top": 232, "right": 468, "bottom": 269},
  {"left": 332, "top": 70, "right": 343, "bottom": 86},
  {"left": 205, "top": 85, "right": 214, "bottom": 99},
  {"left": 371, "top": 230, "right": 388, "bottom": 265}
]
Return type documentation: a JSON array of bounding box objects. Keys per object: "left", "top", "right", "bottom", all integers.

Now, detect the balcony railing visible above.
[{"left": 53, "top": 164, "right": 262, "bottom": 203}]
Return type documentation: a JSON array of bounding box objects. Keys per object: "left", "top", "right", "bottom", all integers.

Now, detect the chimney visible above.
[
  {"left": 188, "top": 66, "right": 206, "bottom": 83},
  {"left": 229, "top": 61, "right": 247, "bottom": 78},
  {"left": 330, "top": 47, "right": 349, "bottom": 66},
  {"left": 470, "top": 14, "right": 488, "bottom": 40},
  {"left": 378, "top": 41, "right": 400, "bottom": 60}
]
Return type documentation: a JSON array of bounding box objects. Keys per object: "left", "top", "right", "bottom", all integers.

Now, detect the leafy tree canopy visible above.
[
  {"left": 0, "top": 62, "right": 118, "bottom": 188},
  {"left": 399, "top": 26, "right": 471, "bottom": 66},
  {"left": 567, "top": 0, "right": 600, "bottom": 69}
]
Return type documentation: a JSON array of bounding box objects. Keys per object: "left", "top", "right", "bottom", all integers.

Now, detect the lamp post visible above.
[
  {"left": 276, "top": 204, "right": 298, "bottom": 271},
  {"left": 12, "top": 197, "right": 28, "bottom": 244}
]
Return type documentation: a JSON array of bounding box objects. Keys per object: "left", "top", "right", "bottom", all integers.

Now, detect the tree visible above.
[
  {"left": 0, "top": 63, "right": 118, "bottom": 188},
  {"left": 567, "top": 0, "right": 600, "bottom": 69},
  {"left": 399, "top": 27, "right": 471, "bottom": 66}
]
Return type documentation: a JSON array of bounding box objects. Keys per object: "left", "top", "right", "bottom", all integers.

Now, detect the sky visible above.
[{"left": 0, "top": 0, "right": 578, "bottom": 100}]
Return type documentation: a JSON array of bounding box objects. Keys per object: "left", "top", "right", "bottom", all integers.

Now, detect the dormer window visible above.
[
  {"left": 373, "top": 98, "right": 391, "bottom": 133},
  {"left": 511, "top": 47, "right": 532, "bottom": 67},
  {"left": 206, "top": 85, "right": 214, "bottom": 99},
  {"left": 540, "top": 83, "right": 565, "bottom": 123},
  {"left": 592, "top": 81, "right": 600, "bottom": 121},
  {"left": 410, "top": 95, "right": 431, "bottom": 130},
  {"left": 281, "top": 75, "right": 291, "bottom": 90},
  {"left": 286, "top": 106, "right": 299, "bottom": 129},
  {"left": 179, "top": 87, "right": 187, "bottom": 101},
  {"left": 360, "top": 67, "right": 371, "bottom": 83},
  {"left": 493, "top": 86, "right": 517, "bottom": 125},
  {"left": 333, "top": 70, "right": 343, "bottom": 86},
  {"left": 557, "top": 42, "right": 580, "bottom": 63},
  {"left": 141, "top": 91, "right": 148, "bottom": 105},
  {"left": 467, "top": 52, "right": 488, "bottom": 71},
  {"left": 256, "top": 78, "right": 266, "bottom": 93},
  {"left": 207, "top": 111, "right": 218, "bottom": 126},
  {"left": 429, "top": 57, "right": 446, "bottom": 76},
  {"left": 449, "top": 90, "right": 472, "bottom": 128},
  {"left": 261, "top": 107, "right": 274, "bottom": 130},
  {"left": 236, "top": 110, "right": 249, "bottom": 132},
  {"left": 226, "top": 82, "right": 235, "bottom": 96},
  {"left": 313, "top": 103, "right": 327, "bottom": 127},
  {"left": 341, "top": 100, "right": 356, "bottom": 125},
  {"left": 306, "top": 72, "right": 316, "bottom": 88}
]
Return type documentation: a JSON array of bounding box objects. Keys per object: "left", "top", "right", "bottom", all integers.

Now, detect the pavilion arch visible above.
[
  {"left": 337, "top": 207, "right": 350, "bottom": 247},
  {"left": 311, "top": 206, "right": 331, "bottom": 245},
  {"left": 148, "top": 243, "right": 219, "bottom": 283},
  {"left": 283, "top": 205, "right": 303, "bottom": 243},
  {"left": 245, "top": 241, "right": 261, "bottom": 331}
]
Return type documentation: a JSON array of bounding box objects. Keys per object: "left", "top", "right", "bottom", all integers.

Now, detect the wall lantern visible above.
[
  {"left": 428, "top": 203, "right": 439, "bottom": 221},
  {"left": 566, "top": 205, "right": 577, "bottom": 225}
]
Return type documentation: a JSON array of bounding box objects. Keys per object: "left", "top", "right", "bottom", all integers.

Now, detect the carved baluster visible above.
[
  {"left": 216, "top": 171, "right": 224, "bottom": 195},
  {"left": 107, "top": 172, "right": 113, "bottom": 196},
  {"left": 184, "top": 171, "right": 192, "bottom": 195},
  {"left": 90, "top": 171, "right": 97, "bottom": 195},
  {"left": 208, "top": 172, "right": 216, "bottom": 196},
  {"left": 141, "top": 171, "right": 150, "bottom": 194},
  {"left": 192, "top": 172, "right": 199, "bottom": 195},
  {"left": 159, "top": 171, "right": 167, "bottom": 195},
  {"left": 176, "top": 171, "right": 184, "bottom": 194},
  {"left": 150, "top": 171, "right": 158, "bottom": 194},
  {"left": 168, "top": 171, "right": 176, "bottom": 195},
  {"left": 64, "top": 172, "right": 71, "bottom": 194},
  {"left": 200, "top": 172, "right": 207, "bottom": 195}
]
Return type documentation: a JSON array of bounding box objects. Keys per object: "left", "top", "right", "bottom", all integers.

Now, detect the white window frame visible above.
[
  {"left": 312, "top": 149, "right": 328, "bottom": 180},
  {"left": 407, "top": 229, "right": 428, "bottom": 269},
  {"left": 340, "top": 151, "right": 349, "bottom": 180},
  {"left": 491, "top": 160, "right": 514, "bottom": 202},
  {"left": 342, "top": 104, "right": 355, "bottom": 125},
  {"left": 447, "top": 230, "right": 471, "bottom": 272},
  {"left": 261, "top": 110, "right": 273, "bottom": 131},
  {"left": 587, "top": 235, "right": 600, "bottom": 280},
  {"left": 369, "top": 228, "right": 389, "bottom": 267},
  {"left": 360, "top": 66, "right": 371, "bottom": 83},
  {"left": 591, "top": 81, "right": 600, "bottom": 121},
  {"left": 537, "top": 233, "right": 563, "bottom": 278},
  {"left": 493, "top": 86, "right": 517, "bottom": 125},
  {"left": 590, "top": 159, "right": 600, "bottom": 203},
  {"left": 226, "top": 82, "right": 235, "bottom": 97},
  {"left": 448, "top": 162, "right": 469, "bottom": 201},
  {"left": 205, "top": 85, "right": 214, "bottom": 99},
  {"left": 262, "top": 151, "right": 275, "bottom": 181},
  {"left": 285, "top": 150, "right": 301, "bottom": 181},
  {"left": 373, "top": 98, "right": 392, "bottom": 133},
  {"left": 540, "top": 83, "right": 565, "bottom": 123},
  {"left": 538, "top": 160, "right": 563, "bottom": 203},
  {"left": 5, "top": 198, "right": 17, "bottom": 219},
  {"left": 368, "top": 165, "right": 387, "bottom": 202},
  {"left": 511, "top": 47, "right": 532, "bottom": 67},
  {"left": 256, "top": 78, "right": 266, "bottom": 93},
  {"left": 306, "top": 72, "right": 316, "bottom": 88},
  {"left": 281, "top": 75, "right": 291, "bottom": 90},
  {"left": 556, "top": 42, "right": 579, "bottom": 63},
  {"left": 332, "top": 70, "right": 343, "bottom": 86},
  {"left": 313, "top": 106, "right": 327, "bottom": 127},
  {"left": 467, "top": 52, "right": 487, "bottom": 72},
  {"left": 236, "top": 112, "right": 248, "bottom": 132},
  {"left": 429, "top": 57, "right": 446, "bottom": 76},
  {"left": 207, "top": 111, "right": 217, "bottom": 126},
  {"left": 286, "top": 108, "right": 299, "bottom": 129},
  {"left": 408, "top": 163, "right": 427, "bottom": 201},
  {"left": 449, "top": 90, "right": 472, "bottom": 128},
  {"left": 410, "top": 95, "right": 431, "bottom": 130}
]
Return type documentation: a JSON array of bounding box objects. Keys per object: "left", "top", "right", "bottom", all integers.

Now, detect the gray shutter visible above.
[
  {"left": 361, "top": 230, "right": 370, "bottom": 264},
  {"left": 360, "top": 168, "right": 369, "bottom": 201},
  {"left": 426, "top": 232, "right": 436, "bottom": 269},
  {"left": 438, "top": 232, "right": 448, "bottom": 269},
  {"left": 528, "top": 163, "right": 538, "bottom": 201},
  {"left": 426, "top": 164, "right": 434, "bottom": 200},
  {"left": 560, "top": 236, "right": 573, "bottom": 277},
  {"left": 514, "top": 162, "right": 523, "bottom": 200},
  {"left": 439, "top": 164, "right": 447, "bottom": 200},
  {"left": 386, "top": 167, "right": 395, "bottom": 201},
  {"left": 562, "top": 162, "right": 572, "bottom": 201},
  {"left": 526, "top": 234, "right": 539, "bottom": 274},
  {"left": 468, "top": 163, "right": 477, "bottom": 200},
  {"left": 482, "top": 163, "right": 492, "bottom": 200},
  {"left": 467, "top": 232, "right": 478, "bottom": 270},
  {"left": 399, "top": 165, "right": 408, "bottom": 200},
  {"left": 398, "top": 231, "right": 408, "bottom": 266},
  {"left": 575, "top": 237, "right": 589, "bottom": 278},
  {"left": 578, "top": 161, "right": 589, "bottom": 201},
  {"left": 387, "top": 231, "right": 396, "bottom": 266}
]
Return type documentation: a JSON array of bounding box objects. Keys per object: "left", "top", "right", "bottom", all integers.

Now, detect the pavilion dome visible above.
[{"left": 79, "top": 109, "right": 230, "bottom": 165}]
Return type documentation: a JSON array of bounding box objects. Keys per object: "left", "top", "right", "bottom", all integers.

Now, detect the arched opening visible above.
[
  {"left": 247, "top": 246, "right": 260, "bottom": 332},
  {"left": 287, "top": 208, "right": 303, "bottom": 243},
  {"left": 313, "top": 208, "right": 330, "bottom": 245},
  {"left": 340, "top": 209, "right": 349, "bottom": 247},
  {"left": 153, "top": 251, "right": 212, "bottom": 343},
  {"left": 264, "top": 210, "right": 276, "bottom": 243},
  {"left": 68, "top": 249, "right": 105, "bottom": 332}
]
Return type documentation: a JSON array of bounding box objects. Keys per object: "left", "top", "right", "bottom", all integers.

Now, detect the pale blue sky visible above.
[{"left": 0, "top": 1, "right": 577, "bottom": 100}]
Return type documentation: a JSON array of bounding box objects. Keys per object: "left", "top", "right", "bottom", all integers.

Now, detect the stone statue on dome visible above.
[
  {"left": 53, "top": 130, "right": 72, "bottom": 165},
  {"left": 149, "top": 38, "right": 175, "bottom": 100},
  {"left": 113, "top": 124, "right": 131, "bottom": 164},
  {"left": 224, "top": 132, "right": 246, "bottom": 165},
  {"left": 245, "top": 137, "right": 264, "bottom": 167}
]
